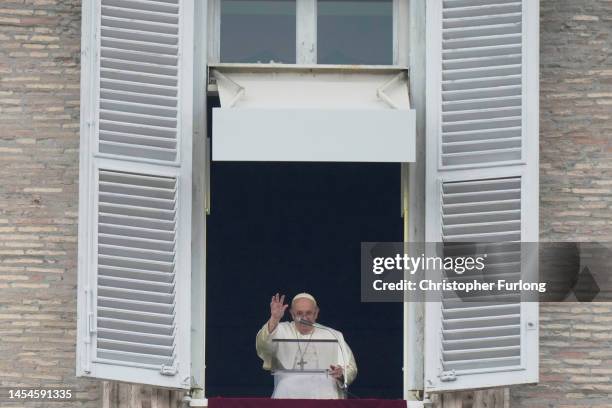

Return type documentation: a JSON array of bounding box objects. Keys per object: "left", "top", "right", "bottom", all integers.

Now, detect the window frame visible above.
[
  {"left": 202, "top": 0, "right": 416, "bottom": 399},
  {"left": 207, "top": 0, "right": 402, "bottom": 65}
]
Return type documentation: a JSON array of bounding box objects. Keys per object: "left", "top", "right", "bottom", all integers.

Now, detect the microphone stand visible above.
[{"left": 297, "top": 319, "right": 349, "bottom": 395}]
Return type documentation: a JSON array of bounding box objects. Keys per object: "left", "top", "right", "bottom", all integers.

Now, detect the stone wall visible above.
[
  {"left": 511, "top": 1, "right": 612, "bottom": 407},
  {"left": 0, "top": 0, "right": 99, "bottom": 406}
]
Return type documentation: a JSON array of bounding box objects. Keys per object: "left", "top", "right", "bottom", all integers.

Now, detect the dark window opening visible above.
[{"left": 205, "top": 96, "right": 403, "bottom": 398}]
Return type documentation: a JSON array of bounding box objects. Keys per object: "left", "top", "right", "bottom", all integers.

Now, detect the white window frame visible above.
[
  {"left": 207, "top": 0, "right": 403, "bottom": 65},
  {"left": 201, "top": 0, "right": 422, "bottom": 401}
]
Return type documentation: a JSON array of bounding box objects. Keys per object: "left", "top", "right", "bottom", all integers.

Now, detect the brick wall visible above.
[
  {"left": 0, "top": 0, "right": 611, "bottom": 407},
  {"left": 511, "top": 0, "right": 612, "bottom": 407},
  {"left": 0, "top": 0, "right": 99, "bottom": 406}
]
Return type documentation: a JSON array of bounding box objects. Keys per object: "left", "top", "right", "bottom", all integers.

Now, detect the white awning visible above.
[{"left": 211, "top": 64, "right": 416, "bottom": 162}]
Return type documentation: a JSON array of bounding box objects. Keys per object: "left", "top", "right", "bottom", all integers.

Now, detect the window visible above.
[
  {"left": 211, "top": 0, "right": 396, "bottom": 65},
  {"left": 220, "top": 0, "right": 296, "bottom": 63},
  {"left": 318, "top": 0, "right": 393, "bottom": 65},
  {"left": 78, "top": 0, "right": 539, "bottom": 397}
]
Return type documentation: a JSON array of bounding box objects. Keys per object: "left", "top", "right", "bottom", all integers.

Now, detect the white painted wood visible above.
[
  {"left": 435, "top": 0, "right": 527, "bottom": 170},
  {"left": 191, "top": 0, "right": 208, "bottom": 395},
  {"left": 296, "top": 0, "right": 317, "bottom": 64},
  {"left": 398, "top": 0, "right": 426, "bottom": 399},
  {"left": 77, "top": 0, "right": 194, "bottom": 389},
  {"left": 207, "top": 0, "right": 220, "bottom": 63},
  {"left": 211, "top": 66, "right": 414, "bottom": 163},
  {"left": 393, "top": 0, "right": 408, "bottom": 66},
  {"left": 77, "top": 0, "right": 96, "bottom": 379},
  {"left": 97, "top": 0, "right": 184, "bottom": 165},
  {"left": 424, "top": 0, "right": 539, "bottom": 393},
  {"left": 211, "top": 62, "right": 408, "bottom": 72},
  {"left": 213, "top": 108, "right": 415, "bottom": 162},
  {"left": 212, "top": 67, "right": 411, "bottom": 109}
]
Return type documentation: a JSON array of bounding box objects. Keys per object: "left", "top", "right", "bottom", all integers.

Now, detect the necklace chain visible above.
[{"left": 293, "top": 323, "right": 315, "bottom": 369}]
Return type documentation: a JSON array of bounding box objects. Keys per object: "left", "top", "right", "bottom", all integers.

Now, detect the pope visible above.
[{"left": 255, "top": 292, "right": 358, "bottom": 399}]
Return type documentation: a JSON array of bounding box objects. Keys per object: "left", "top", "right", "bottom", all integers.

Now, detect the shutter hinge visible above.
[
  {"left": 83, "top": 286, "right": 95, "bottom": 374},
  {"left": 85, "top": 287, "right": 96, "bottom": 336},
  {"left": 160, "top": 364, "right": 178, "bottom": 376},
  {"left": 87, "top": 312, "right": 95, "bottom": 335},
  {"left": 88, "top": 289, "right": 96, "bottom": 335},
  {"left": 439, "top": 370, "right": 457, "bottom": 382}
]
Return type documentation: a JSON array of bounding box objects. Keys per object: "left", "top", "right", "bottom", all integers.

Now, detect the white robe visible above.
[{"left": 256, "top": 321, "right": 357, "bottom": 399}]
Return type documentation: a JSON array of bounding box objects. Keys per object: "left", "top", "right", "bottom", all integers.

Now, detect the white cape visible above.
[{"left": 256, "top": 321, "right": 358, "bottom": 399}]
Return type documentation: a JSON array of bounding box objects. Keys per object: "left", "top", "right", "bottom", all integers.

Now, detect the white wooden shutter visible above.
[
  {"left": 424, "top": 0, "right": 539, "bottom": 392},
  {"left": 77, "top": 0, "right": 193, "bottom": 389}
]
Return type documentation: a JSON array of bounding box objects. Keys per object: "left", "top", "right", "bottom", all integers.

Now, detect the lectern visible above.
[{"left": 270, "top": 339, "right": 344, "bottom": 399}]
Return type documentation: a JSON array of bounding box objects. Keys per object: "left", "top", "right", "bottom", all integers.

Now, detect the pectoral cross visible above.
[{"left": 297, "top": 357, "right": 308, "bottom": 370}]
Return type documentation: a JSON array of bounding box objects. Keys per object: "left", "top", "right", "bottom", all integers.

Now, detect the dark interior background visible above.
[{"left": 205, "top": 97, "right": 403, "bottom": 398}]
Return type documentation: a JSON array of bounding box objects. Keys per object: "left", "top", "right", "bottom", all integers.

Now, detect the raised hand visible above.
[
  {"left": 268, "top": 293, "right": 288, "bottom": 332},
  {"left": 270, "top": 293, "right": 288, "bottom": 321}
]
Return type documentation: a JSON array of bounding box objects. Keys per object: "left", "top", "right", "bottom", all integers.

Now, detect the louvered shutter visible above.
[
  {"left": 77, "top": 0, "right": 194, "bottom": 389},
  {"left": 424, "top": 0, "right": 539, "bottom": 392}
]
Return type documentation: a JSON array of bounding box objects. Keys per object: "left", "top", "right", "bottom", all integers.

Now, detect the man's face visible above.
[{"left": 290, "top": 298, "right": 319, "bottom": 333}]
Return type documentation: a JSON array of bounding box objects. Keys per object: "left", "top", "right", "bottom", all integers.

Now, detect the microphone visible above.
[
  {"left": 297, "top": 318, "right": 314, "bottom": 326},
  {"left": 296, "top": 319, "right": 349, "bottom": 393}
]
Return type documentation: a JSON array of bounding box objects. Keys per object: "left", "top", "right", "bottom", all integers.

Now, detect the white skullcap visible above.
[{"left": 292, "top": 292, "right": 317, "bottom": 307}]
